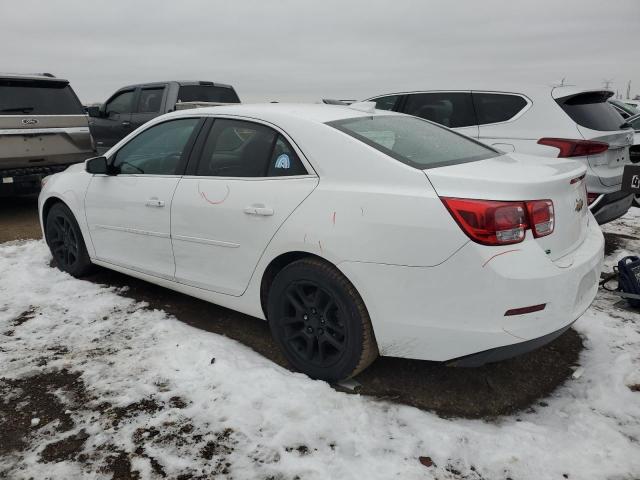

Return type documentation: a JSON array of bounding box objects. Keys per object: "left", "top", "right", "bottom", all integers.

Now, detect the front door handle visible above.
[
  {"left": 244, "top": 205, "right": 274, "bottom": 216},
  {"left": 146, "top": 198, "right": 165, "bottom": 208}
]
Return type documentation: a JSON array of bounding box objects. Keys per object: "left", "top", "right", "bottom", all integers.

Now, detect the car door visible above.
[
  {"left": 171, "top": 117, "right": 318, "bottom": 296},
  {"left": 130, "top": 85, "right": 167, "bottom": 130},
  {"left": 401, "top": 91, "right": 479, "bottom": 138},
  {"left": 90, "top": 89, "right": 137, "bottom": 153},
  {"left": 85, "top": 117, "right": 202, "bottom": 279}
]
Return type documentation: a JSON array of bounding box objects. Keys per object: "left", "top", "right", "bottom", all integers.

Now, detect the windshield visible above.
[
  {"left": 0, "top": 79, "right": 84, "bottom": 115},
  {"left": 327, "top": 115, "right": 498, "bottom": 169}
]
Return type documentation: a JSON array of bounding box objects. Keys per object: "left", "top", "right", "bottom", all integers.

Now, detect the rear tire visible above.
[
  {"left": 267, "top": 258, "right": 378, "bottom": 382},
  {"left": 45, "top": 203, "right": 93, "bottom": 277},
  {"left": 633, "top": 194, "right": 639, "bottom": 209}
]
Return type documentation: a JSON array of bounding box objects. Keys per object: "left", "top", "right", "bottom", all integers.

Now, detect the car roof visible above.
[
  {"left": 172, "top": 102, "right": 399, "bottom": 125},
  {"left": 365, "top": 84, "right": 613, "bottom": 101},
  {"left": 118, "top": 80, "right": 235, "bottom": 90},
  {"left": 0, "top": 73, "right": 69, "bottom": 83}
]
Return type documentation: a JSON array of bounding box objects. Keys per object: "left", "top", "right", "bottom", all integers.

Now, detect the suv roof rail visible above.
[{"left": 40, "top": 72, "right": 56, "bottom": 78}]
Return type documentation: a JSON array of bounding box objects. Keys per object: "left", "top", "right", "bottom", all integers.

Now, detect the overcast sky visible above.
[{"left": 3, "top": 0, "right": 639, "bottom": 104}]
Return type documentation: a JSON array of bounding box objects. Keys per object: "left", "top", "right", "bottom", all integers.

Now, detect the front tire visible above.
[
  {"left": 267, "top": 258, "right": 378, "bottom": 382},
  {"left": 45, "top": 203, "right": 93, "bottom": 277}
]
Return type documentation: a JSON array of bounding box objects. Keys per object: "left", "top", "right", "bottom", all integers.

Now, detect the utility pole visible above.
[
  {"left": 626, "top": 81, "right": 631, "bottom": 100},
  {"left": 603, "top": 78, "right": 614, "bottom": 90}
]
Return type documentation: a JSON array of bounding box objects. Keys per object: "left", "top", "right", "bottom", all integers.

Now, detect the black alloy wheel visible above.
[{"left": 45, "top": 203, "right": 92, "bottom": 277}]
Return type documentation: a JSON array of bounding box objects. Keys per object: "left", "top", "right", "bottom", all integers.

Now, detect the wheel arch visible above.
[
  {"left": 260, "top": 251, "right": 346, "bottom": 319},
  {"left": 41, "top": 196, "right": 68, "bottom": 239}
]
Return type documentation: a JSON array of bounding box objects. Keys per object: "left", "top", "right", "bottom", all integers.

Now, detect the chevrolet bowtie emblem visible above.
[{"left": 575, "top": 198, "right": 584, "bottom": 212}]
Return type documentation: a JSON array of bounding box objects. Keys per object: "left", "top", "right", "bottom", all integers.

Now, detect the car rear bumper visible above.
[
  {"left": 338, "top": 215, "right": 604, "bottom": 363},
  {"left": 590, "top": 190, "right": 634, "bottom": 224},
  {"left": 0, "top": 153, "right": 92, "bottom": 196}
]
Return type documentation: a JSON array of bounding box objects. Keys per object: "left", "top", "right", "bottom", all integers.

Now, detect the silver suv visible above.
[{"left": 0, "top": 73, "right": 95, "bottom": 196}]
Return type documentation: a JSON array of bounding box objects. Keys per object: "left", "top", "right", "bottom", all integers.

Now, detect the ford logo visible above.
[{"left": 21, "top": 118, "right": 39, "bottom": 125}]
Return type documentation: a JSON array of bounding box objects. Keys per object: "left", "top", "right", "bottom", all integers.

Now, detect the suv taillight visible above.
[
  {"left": 441, "top": 198, "right": 554, "bottom": 246},
  {"left": 537, "top": 138, "right": 609, "bottom": 157}
]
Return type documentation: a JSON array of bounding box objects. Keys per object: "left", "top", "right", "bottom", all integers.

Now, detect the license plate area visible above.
[{"left": 622, "top": 164, "right": 640, "bottom": 193}]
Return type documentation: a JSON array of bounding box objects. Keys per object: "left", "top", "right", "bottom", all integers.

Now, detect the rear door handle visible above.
[
  {"left": 146, "top": 199, "right": 165, "bottom": 208},
  {"left": 244, "top": 205, "right": 274, "bottom": 216}
]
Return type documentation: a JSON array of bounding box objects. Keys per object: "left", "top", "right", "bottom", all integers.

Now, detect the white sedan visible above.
[{"left": 39, "top": 103, "right": 604, "bottom": 381}]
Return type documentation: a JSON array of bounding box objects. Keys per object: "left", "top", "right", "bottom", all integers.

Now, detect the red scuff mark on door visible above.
[
  {"left": 318, "top": 240, "right": 323, "bottom": 254},
  {"left": 198, "top": 182, "right": 230, "bottom": 205},
  {"left": 332, "top": 211, "right": 336, "bottom": 226},
  {"left": 482, "top": 249, "right": 521, "bottom": 268}
]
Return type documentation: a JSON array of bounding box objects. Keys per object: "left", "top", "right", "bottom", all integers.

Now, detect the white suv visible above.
[{"left": 367, "top": 86, "right": 634, "bottom": 224}]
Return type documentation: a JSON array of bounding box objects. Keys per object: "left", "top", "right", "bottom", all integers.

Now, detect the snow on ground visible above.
[{"left": 1, "top": 212, "right": 639, "bottom": 479}]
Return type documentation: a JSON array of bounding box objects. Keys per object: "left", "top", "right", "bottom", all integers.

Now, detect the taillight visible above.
[
  {"left": 526, "top": 200, "right": 554, "bottom": 238},
  {"left": 441, "top": 198, "right": 554, "bottom": 246},
  {"left": 537, "top": 138, "right": 609, "bottom": 157},
  {"left": 587, "top": 192, "right": 600, "bottom": 205}
]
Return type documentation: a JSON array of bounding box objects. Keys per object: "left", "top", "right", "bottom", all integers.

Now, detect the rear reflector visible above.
[
  {"left": 441, "top": 198, "right": 554, "bottom": 246},
  {"left": 537, "top": 138, "right": 609, "bottom": 158},
  {"left": 504, "top": 304, "right": 546, "bottom": 316}
]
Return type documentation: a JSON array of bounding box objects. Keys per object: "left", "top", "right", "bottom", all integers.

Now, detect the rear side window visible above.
[
  {"left": 178, "top": 85, "right": 240, "bottom": 104},
  {"left": 556, "top": 92, "right": 624, "bottom": 131},
  {"left": 403, "top": 92, "right": 476, "bottom": 128},
  {"left": 138, "top": 87, "right": 164, "bottom": 113},
  {"left": 373, "top": 95, "right": 401, "bottom": 111},
  {"left": 328, "top": 115, "right": 498, "bottom": 169},
  {"left": 472, "top": 93, "right": 527, "bottom": 125},
  {"left": 0, "top": 79, "right": 84, "bottom": 115},
  {"left": 196, "top": 119, "right": 306, "bottom": 177}
]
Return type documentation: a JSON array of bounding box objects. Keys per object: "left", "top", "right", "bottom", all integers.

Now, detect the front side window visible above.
[
  {"left": 196, "top": 119, "right": 306, "bottom": 177},
  {"left": 328, "top": 115, "right": 498, "bottom": 169},
  {"left": 403, "top": 92, "right": 476, "bottom": 128},
  {"left": 112, "top": 118, "right": 199, "bottom": 175},
  {"left": 472, "top": 93, "right": 528, "bottom": 125},
  {"left": 373, "top": 95, "right": 401, "bottom": 111},
  {"left": 138, "top": 87, "right": 164, "bottom": 113},
  {"left": 106, "top": 90, "right": 135, "bottom": 116}
]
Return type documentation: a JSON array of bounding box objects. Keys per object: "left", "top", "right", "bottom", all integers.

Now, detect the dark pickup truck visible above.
[{"left": 88, "top": 80, "right": 240, "bottom": 154}]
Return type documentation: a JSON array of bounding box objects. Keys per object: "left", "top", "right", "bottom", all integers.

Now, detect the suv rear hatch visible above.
[
  {"left": 554, "top": 90, "right": 633, "bottom": 187},
  {"left": 0, "top": 76, "right": 94, "bottom": 170},
  {"left": 425, "top": 153, "right": 589, "bottom": 261}
]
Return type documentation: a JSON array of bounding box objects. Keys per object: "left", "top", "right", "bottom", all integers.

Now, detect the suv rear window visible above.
[
  {"left": 177, "top": 85, "right": 240, "bottom": 104},
  {"left": 328, "top": 115, "right": 498, "bottom": 169},
  {"left": 556, "top": 92, "right": 624, "bottom": 131},
  {"left": 0, "top": 79, "right": 84, "bottom": 115}
]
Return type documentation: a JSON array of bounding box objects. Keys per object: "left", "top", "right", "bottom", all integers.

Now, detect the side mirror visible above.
[
  {"left": 85, "top": 156, "right": 111, "bottom": 175},
  {"left": 87, "top": 105, "right": 104, "bottom": 118}
]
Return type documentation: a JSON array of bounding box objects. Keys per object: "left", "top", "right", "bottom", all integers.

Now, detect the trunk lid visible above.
[
  {"left": 575, "top": 126, "right": 633, "bottom": 187},
  {"left": 425, "top": 153, "right": 589, "bottom": 261},
  {"left": 553, "top": 89, "right": 633, "bottom": 187}
]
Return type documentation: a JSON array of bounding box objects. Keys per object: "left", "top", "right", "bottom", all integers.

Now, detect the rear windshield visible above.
[
  {"left": 327, "top": 115, "right": 498, "bottom": 169},
  {"left": 556, "top": 92, "right": 624, "bottom": 131},
  {"left": 0, "top": 79, "right": 84, "bottom": 115},
  {"left": 177, "top": 85, "right": 240, "bottom": 104}
]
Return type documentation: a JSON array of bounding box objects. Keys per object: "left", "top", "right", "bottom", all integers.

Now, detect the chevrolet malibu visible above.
[{"left": 39, "top": 103, "right": 604, "bottom": 381}]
